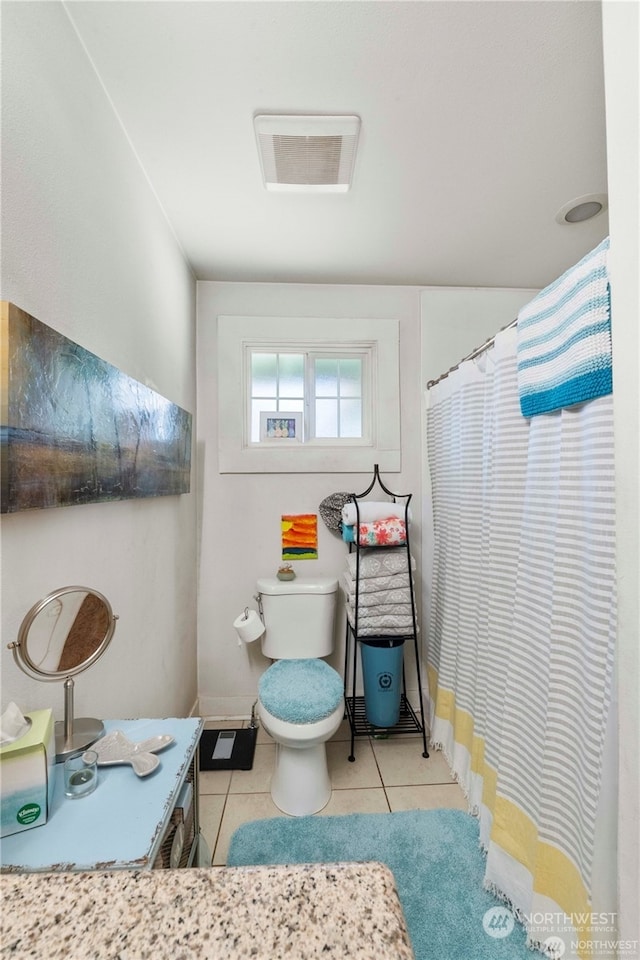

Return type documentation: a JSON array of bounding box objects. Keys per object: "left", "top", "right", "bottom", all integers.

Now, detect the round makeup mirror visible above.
[{"left": 8, "top": 586, "right": 118, "bottom": 761}]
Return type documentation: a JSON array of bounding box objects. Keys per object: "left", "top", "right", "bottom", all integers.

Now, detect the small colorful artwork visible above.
[
  {"left": 260, "top": 411, "right": 302, "bottom": 442},
  {"left": 282, "top": 514, "right": 318, "bottom": 560}
]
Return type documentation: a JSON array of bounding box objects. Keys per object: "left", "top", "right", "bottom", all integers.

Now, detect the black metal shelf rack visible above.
[
  {"left": 342, "top": 464, "right": 429, "bottom": 762},
  {"left": 345, "top": 693, "right": 424, "bottom": 739}
]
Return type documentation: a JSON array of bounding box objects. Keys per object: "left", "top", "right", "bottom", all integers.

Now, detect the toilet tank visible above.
[{"left": 257, "top": 576, "right": 338, "bottom": 660}]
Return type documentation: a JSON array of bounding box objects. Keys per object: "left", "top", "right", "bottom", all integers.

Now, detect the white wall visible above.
[
  {"left": 420, "top": 287, "right": 538, "bottom": 386},
  {"left": 196, "top": 282, "right": 424, "bottom": 717},
  {"left": 0, "top": 2, "right": 198, "bottom": 723},
  {"left": 602, "top": 0, "right": 640, "bottom": 941}
]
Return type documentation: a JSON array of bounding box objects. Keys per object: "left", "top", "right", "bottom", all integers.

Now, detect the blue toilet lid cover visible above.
[{"left": 259, "top": 659, "right": 343, "bottom": 724}]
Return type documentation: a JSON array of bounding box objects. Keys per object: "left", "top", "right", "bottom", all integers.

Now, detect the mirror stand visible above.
[
  {"left": 56, "top": 676, "right": 105, "bottom": 762},
  {"left": 8, "top": 586, "right": 118, "bottom": 763}
]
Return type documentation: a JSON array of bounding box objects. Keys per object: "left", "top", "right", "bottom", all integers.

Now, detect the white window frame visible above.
[
  {"left": 247, "top": 346, "right": 370, "bottom": 444},
  {"left": 217, "top": 316, "right": 400, "bottom": 473}
]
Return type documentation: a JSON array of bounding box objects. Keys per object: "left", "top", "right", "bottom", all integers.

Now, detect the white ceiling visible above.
[{"left": 63, "top": 0, "right": 609, "bottom": 289}]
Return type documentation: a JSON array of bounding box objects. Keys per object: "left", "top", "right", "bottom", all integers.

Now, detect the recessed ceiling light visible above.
[
  {"left": 254, "top": 115, "right": 360, "bottom": 193},
  {"left": 555, "top": 193, "right": 608, "bottom": 225}
]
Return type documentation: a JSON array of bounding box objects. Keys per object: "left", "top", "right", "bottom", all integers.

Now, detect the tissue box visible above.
[{"left": 1, "top": 709, "right": 55, "bottom": 838}]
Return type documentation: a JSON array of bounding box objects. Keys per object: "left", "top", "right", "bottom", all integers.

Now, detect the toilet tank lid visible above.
[{"left": 257, "top": 576, "right": 338, "bottom": 596}]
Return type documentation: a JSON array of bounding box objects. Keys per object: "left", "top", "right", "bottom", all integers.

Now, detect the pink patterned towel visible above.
[{"left": 358, "top": 517, "right": 406, "bottom": 547}]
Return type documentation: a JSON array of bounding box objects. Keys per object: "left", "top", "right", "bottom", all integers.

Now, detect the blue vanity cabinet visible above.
[{"left": 0, "top": 718, "right": 203, "bottom": 873}]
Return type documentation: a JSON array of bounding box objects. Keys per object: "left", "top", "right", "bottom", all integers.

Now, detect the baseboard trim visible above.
[{"left": 197, "top": 695, "right": 258, "bottom": 720}]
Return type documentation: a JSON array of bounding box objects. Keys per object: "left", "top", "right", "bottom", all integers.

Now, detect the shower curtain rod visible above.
[{"left": 426, "top": 316, "right": 518, "bottom": 389}]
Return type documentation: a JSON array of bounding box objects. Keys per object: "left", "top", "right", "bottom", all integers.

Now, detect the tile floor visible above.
[{"left": 199, "top": 718, "right": 467, "bottom": 866}]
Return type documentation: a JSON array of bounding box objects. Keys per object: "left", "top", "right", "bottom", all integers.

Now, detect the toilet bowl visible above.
[
  {"left": 259, "top": 695, "right": 344, "bottom": 816},
  {"left": 255, "top": 577, "right": 343, "bottom": 816}
]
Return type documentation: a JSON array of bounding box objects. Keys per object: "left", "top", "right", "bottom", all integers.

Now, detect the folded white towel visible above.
[
  {"left": 346, "top": 548, "right": 415, "bottom": 580},
  {"left": 346, "top": 606, "right": 418, "bottom": 637},
  {"left": 354, "top": 602, "right": 413, "bottom": 618},
  {"left": 341, "top": 573, "right": 413, "bottom": 607},
  {"left": 343, "top": 571, "right": 413, "bottom": 595},
  {"left": 341, "top": 500, "right": 411, "bottom": 527},
  {"left": 346, "top": 604, "right": 415, "bottom": 628}
]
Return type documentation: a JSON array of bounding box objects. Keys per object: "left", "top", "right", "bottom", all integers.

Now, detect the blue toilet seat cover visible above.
[{"left": 259, "top": 659, "right": 343, "bottom": 724}]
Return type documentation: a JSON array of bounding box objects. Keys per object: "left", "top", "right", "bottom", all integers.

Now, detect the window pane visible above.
[
  {"left": 251, "top": 398, "right": 276, "bottom": 442},
  {"left": 280, "top": 399, "right": 304, "bottom": 439},
  {"left": 315, "top": 398, "right": 338, "bottom": 437},
  {"left": 251, "top": 353, "right": 277, "bottom": 397},
  {"left": 279, "top": 354, "right": 304, "bottom": 398},
  {"left": 340, "top": 399, "right": 362, "bottom": 438},
  {"left": 339, "top": 358, "right": 362, "bottom": 397},
  {"left": 315, "top": 358, "right": 337, "bottom": 397},
  {"left": 280, "top": 398, "right": 304, "bottom": 414}
]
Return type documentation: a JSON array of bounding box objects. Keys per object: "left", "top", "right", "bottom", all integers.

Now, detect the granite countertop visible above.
[{"left": 0, "top": 862, "right": 415, "bottom": 960}]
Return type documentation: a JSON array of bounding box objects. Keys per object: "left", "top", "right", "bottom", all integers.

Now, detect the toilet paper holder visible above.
[
  {"left": 233, "top": 604, "right": 265, "bottom": 645},
  {"left": 254, "top": 594, "right": 264, "bottom": 619}
]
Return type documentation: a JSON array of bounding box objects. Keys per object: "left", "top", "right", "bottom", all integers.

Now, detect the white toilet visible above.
[{"left": 256, "top": 575, "right": 344, "bottom": 817}]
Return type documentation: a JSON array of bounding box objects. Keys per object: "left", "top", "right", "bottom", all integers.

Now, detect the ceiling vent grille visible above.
[{"left": 254, "top": 115, "right": 360, "bottom": 193}]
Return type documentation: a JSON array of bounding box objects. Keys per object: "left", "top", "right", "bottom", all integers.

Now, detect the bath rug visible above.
[
  {"left": 227, "top": 808, "right": 534, "bottom": 960},
  {"left": 199, "top": 727, "right": 257, "bottom": 771}
]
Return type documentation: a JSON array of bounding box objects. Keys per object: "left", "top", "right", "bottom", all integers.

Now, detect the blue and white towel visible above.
[{"left": 517, "top": 237, "right": 611, "bottom": 417}]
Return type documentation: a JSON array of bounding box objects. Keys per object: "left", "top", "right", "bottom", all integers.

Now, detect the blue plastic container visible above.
[{"left": 360, "top": 637, "right": 405, "bottom": 727}]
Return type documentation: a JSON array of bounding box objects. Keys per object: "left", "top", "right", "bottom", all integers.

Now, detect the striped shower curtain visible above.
[{"left": 426, "top": 325, "right": 616, "bottom": 959}]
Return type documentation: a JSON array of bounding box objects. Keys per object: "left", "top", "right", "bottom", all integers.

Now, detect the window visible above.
[
  {"left": 314, "top": 356, "right": 363, "bottom": 439},
  {"left": 249, "top": 349, "right": 366, "bottom": 442},
  {"left": 218, "top": 316, "right": 400, "bottom": 473}
]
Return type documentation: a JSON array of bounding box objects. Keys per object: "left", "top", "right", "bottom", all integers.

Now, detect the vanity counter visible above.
[{"left": 0, "top": 861, "right": 415, "bottom": 959}]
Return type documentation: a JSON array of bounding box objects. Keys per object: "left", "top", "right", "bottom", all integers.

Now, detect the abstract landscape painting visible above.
[{"left": 1, "top": 302, "right": 192, "bottom": 513}]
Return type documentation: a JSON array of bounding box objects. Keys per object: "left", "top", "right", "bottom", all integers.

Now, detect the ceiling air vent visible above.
[{"left": 254, "top": 115, "right": 360, "bottom": 193}]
